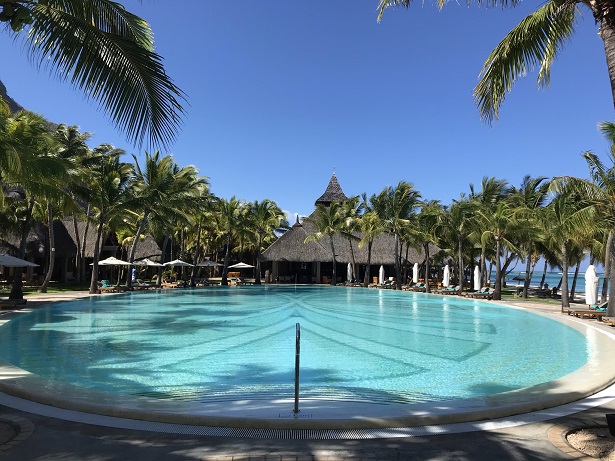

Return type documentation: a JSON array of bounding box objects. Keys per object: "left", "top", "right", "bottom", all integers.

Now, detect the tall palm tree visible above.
[
  {"left": 339, "top": 197, "right": 361, "bottom": 282},
  {"left": 358, "top": 211, "right": 385, "bottom": 287},
  {"left": 373, "top": 181, "right": 421, "bottom": 289},
  {"left": 444, "top": 196, "right": 477, "bottom": 294},
  {"left": 2, "top": 0, "right": 185, "bottom": 148},
  {"left": 87, "top": 150, "right": 133, "bottom": 294},
  {"left": 377, "top": 1, "right": 615, "bottom": 120},
  {"left": 215, "top": 196, "right": 246, "bottom": 286},
  {"left": 508, "top": 176, "right": 550, "bottom": 298},
  {"left": 249, "top": 199, "right": 288, "bottom": 285},
  {"left": 305, "top": 202, "right": 345, "bottom": 286},
  {"left": 125, "top": 151, "right": 208, "bottom": 287},
  {"left": 414, "top": 200, "right": 444, "bottom": 293}
]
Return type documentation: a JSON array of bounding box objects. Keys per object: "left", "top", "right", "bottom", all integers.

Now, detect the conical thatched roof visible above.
[
  {"left": 261, "top": 217, "right": 331, "bottom": 262},
  {"left": 315, "top": 174, "right": 348, "bottom": 206},
  {"left": 2, "top": 221, "right": 77, "bottom": 259}
]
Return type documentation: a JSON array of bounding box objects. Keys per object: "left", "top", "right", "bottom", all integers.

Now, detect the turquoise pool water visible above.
[{"left": 0, "top": 286, "right": 589, "bottom": 406}]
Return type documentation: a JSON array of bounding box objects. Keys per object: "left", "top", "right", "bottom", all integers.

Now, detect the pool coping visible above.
[{"left": 0, "top": 292, "right": 614, "bottom": 430}]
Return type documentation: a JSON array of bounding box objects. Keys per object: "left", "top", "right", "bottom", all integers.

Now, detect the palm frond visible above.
[
  {"left": 474, "top": 1, "right": 577, "bottom": 122},
  {"left": 17, "top": 1, "right": 185, "bottom": 148}
]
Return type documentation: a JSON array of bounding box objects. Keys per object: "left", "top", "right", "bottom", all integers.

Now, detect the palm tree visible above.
[
  {"left": 125, "top": 151, "right": 208, "bottom": 287},
  {"left": 3, "top": 0, "right": 185, "bottom": 148},
  {"left": 373, "top": 181, "right": 421, "bottom": 289},
  {"left": 444, "top": 196, "right": 477, "bottom": 294},
  {"left": 87, "top": 150, "right": 133, "bottom": 294},
  {"left": 358, "top": 211, "right": 385, "bottom": 287},
  {"left": 215, "top": 197, "right": 246, "bottom": 286},
  {"left": 249, "top": 199, "right": 288, "bottom": 285},
  {"left": 508, "top": 176, "right": 550, "bottom": 298},
  {"left": 377, "top": 1, "right": 615, "bottom": 120},
  {"left": 305, "top": 202, "right": 345, "bottom": 286},
  {"left": 414, "top": 200, "right": 444, "bottom": 293},
  {"left": 339, "top": 197, "right": 361, "bottom": 282}
]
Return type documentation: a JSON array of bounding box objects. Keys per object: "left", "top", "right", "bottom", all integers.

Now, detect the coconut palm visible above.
[
  {"left": 507, "top": 176, "right": 550, "bottom": 298},
  {"left": 358, "top": 211, "right": 385, "bottom": 287},
  {"left": 377, "top": 1, "right": 615, "bottom": 121},
  {"left": 305, "top": 202, "right": 345, "bottom": 286},
  {"left": 249, "top": 199, "right": 288, "bottom": 285},
  {"left": 414, "top": 200, "right": 444, "bottom": 293},
  {"left": 125, "top": 151, "right": 208, "bottom": 287},
  {"left": 339, "top": 197, "right": 361, "bottom": 283},
  {"left": 2, "top": 1, "right": 185, "bottom": 148},
  {"left": 373, "top": 181, "right": 421, "bottom": 289},
  {"left": 87, "top": 149, "right": 133, "bottom": 294},
  {"left": 215, "top": 196, "right": 247, "bottom": 286},
  {"left": 444, "top": 196, "right": 477, "bottom": 294}
]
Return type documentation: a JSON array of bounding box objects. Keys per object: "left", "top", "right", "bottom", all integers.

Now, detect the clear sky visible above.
[{"left": 1, "top": 0, "right": 613, "bottom": 228}]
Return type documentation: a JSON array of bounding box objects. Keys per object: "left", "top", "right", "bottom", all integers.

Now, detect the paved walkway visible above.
[{"left": 0, "top": 291, "right": 612, "bottom": 460}]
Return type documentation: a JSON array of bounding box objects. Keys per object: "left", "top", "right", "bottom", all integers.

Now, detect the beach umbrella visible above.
[
  {"left": 134, "top": 258, "right": 162, "bottom": 267},
  {"left": 412, "top": 263, "right": 419, "bottom": 284},
  {"left": 97, "top": 256, "right": 131, "bottom": 266},
  {"left": 585, "top": 265, "right": 599, "bottom": 306},
  {"left": 164, "top": 259, "right": 193, "bottom": 267},
  {"left": 347, "top": 263, "right": 352, "bottom": 282},
  {"left": 443, "top": 265, "right": 450, "bottom": 288},
  {"left": 228, "top": 262, "right": 254, "bottom": 269},
  {"left": 473, "top": 266, "right": 481, "bottom": 291},
  {"left": 379, "top": 265, "right": 385, "bottom": 285},
  {"left": 0, "top": 254, "right": 38, "bottom": 267}
]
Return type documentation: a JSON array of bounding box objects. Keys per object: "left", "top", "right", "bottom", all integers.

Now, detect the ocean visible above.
[{"left": 494, "top": 271, "right": 606, "bottom": 293}]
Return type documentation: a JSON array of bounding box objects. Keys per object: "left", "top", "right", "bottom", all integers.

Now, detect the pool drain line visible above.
[{"left": 294, "top": 322, "right": 300, "bottom": 415}]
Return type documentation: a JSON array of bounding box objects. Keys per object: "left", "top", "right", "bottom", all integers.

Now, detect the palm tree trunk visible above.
[
  {"left": 494, "top": 238, "right": 502, "bottom": 300},
  {"left": 80, "top": 205, "right": 91, "bottom": 283},
  {"left": 126, "top": 212, "right": 149, "bottom": 288},
  {"left": 89, "top": 220, "right": 105, "bottom": 294},
  {"left": 570, "top": 261, "right": 581, "bottom": 302},
  {"left": 523, "top": 244, "right": 532, "bottom": 298},
  {"left": 423, "top": 242, "right": 431, "bottom": 294},
  {"left": 222, "top": 233, "right": 231, "bottom": 286},
  {"left": 457, "top": 236, "right": 464, "bottom": 295},
  {"left": 190, "top": 221, "right": 202, "bottom": 287},
  {"left": 156, "top": 235, "right": 170, "bottom": 287},
  {"left": 72, "top": 216, "right": 82, "bottom": 284},
  {"left": 561, "top": 244, "right": 570, "bottom": 310},
  {"left": 39, "top": 202, "right": 55, "bottom": 293},
  {"left": 603, "top": 230, "right": 613, "bottom": 302},
  {"left": 364, "top": 241, "right": 373, "bottom": 287},
  {"left": 329, "top": 235, "right": 336, "bottom": 286},
  {"left": 255, "top": 233, "right": 263, "bottom": 285},
  {"left": 540, "top": 260, "right": 548, "bottom": 289},
  {"left": 10, "top": 197, "right": 35, "bottom": 300},
  {"left": 608, "top": 240, "right": 615, "bottom": 317},
  {"left": 598, "top": 19, "right": 615, "bottom": 112},
  {"left": 394, "top": 233, "right": 401, "bottom": 289}
]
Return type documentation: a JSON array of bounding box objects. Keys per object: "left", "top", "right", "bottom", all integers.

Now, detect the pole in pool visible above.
[{"left": 294, "top": 322, "right": 300, "bottom": 415}]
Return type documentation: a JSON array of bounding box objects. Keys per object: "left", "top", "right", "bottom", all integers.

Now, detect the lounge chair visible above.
[
  {"left": 465, "top": 288, "right": 494, "bottom": 299},
  {"left": 132, "top": 279, "right": 154, "bottom": 290},
  {"left": 437, "top": 286, "right": 459, "bottom": 295},
  {"left": 568, "top": 308, "right": 607, "bottom": 320},
  {"left": 98, "top": 280, "right": 122, "bottom": 293}
]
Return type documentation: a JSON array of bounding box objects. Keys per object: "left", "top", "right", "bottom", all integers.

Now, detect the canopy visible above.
[
  {"left": 443, "top": 265, "right": 450, "bottom": 288},
  {"left": 228, "top": 262, "right": 254, "bottom": 269},
  {"left": 97, "top": 256, "right": 131, "bottom": 266},
  {"left": 585, "top": 264, "right": 600, "bottom": 306},
  {"left": 164, "top": 259, "right": 193, "bottom": 267},
  {"left": 134, "top": 258, "right": 162, "bottom": 267},
  {"left": 412, "top": 263, "right": 419, "bottom": 284},
  {"left": 0, "top": 254, "right": 38, "bottom": 267}
]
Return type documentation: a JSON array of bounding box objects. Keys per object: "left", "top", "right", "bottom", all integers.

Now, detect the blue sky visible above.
[{"left": 1, "top": 0, "right": 613, "bottom": 229}]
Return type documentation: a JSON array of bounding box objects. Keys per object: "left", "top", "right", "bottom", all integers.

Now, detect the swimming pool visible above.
[{"left": 0, "top": 285, "right": 594, "bottom": 419}]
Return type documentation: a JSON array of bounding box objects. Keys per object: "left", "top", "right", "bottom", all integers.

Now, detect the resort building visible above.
[{"left": 261, "top": 174, "right": 440, "bottom": 284}]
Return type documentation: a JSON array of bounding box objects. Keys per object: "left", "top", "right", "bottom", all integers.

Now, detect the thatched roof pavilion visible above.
[{"left": 261, "top": 174, "right": 439, "bottom": 283}]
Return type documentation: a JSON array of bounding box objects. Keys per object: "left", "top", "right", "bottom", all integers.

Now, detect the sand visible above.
[{"left": 567, "top": 427, "right": 615, "bottom": 460}]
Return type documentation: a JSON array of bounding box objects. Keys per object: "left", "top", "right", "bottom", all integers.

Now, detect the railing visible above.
[{"left": 294, "top": 322, "right": 300, "bottom": 415}]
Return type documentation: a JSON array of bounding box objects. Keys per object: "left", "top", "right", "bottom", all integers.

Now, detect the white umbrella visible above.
[
  {"left": 473, "top": 266, "right": 481, "bottom": 291},
  {"left": 228, "top": 262, "right": 254, "bottom": 269},
  {"left": 134, "top": 258, "right": 162, "bottom": 267},
  {"left": 443, "top": 265, "right": 450, "bottom": 288},
  {"left": 347, "top": 263, "right": 352, "bottom": 282},
  {"left": 164, "top": 259, "right": 193, "bottom": 267},
  {"left": 412, "top": 263, "right": 419, "bottom": 284},
  {"left": 97, "top": 256, "right": 131, "bottom": 266},
  {"left": 0, "top": 254, "right": 38, "bottom": 267},
  {"left": 585, "top": 264, "right": 599, "bottom": 306},
  {"left": 379, "top": 265, "right": 385, "bottom": 285}
]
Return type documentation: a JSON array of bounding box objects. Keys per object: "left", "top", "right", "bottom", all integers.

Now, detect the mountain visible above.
[{"left": 0, "top": 80, "right": 25, "bottom": 113}]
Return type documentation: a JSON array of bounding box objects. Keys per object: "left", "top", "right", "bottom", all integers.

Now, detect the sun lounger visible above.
[
  {"left": 465, "top": 288, "right": 494, "bottom": 300},
  {"left": 568, "top": 309, "right": 607, "bottom": 320}
]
